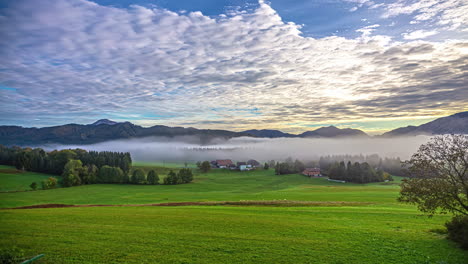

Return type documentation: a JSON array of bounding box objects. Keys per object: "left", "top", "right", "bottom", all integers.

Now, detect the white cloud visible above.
[
  {"left": 381, "top": 0, "right": 468, "bottom": 31},
  {"left": 0, "top": 0, "right": 467, "bottom": 131},
  {"left": 402, "top": 30, "right": 439, "bottom": 39}
]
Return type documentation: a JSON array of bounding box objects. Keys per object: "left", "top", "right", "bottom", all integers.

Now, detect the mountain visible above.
[
  {"left": 0, "top": 122, "right": 252, "bottom": 146},
  {"left": 300, "top": 126, "right": 369, "bottom": 138},
  {"left": 91, "top": 119, "right": 120, "bottom": 126},
  {"left": 242, "top": 129, "right": 296, "bottom": 138},
  {"left": 382, "top": 111, "right": 468, "bottom": 137},
  {"left": 1, "top": 111, "right": 466, "bottom": 146}
]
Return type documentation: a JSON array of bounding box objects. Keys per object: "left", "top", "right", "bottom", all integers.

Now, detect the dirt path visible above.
[{"left": 5, "top": 200, "right": 373, "bottom": 209}]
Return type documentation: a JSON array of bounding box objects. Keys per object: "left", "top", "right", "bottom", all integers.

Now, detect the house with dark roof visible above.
[{"left": 247, "top": 159, "right": 261, "bottom": 168}]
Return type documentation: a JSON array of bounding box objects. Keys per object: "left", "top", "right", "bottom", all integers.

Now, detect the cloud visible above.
[
  {"left": 402, "top": 30, "right": 438, "bottom": 39},
  {"left": 0, "top": 0, "right": 467, "bottom": 133},
  {"left": 381, "top": 0, "right": 468, "bottom": 31}
]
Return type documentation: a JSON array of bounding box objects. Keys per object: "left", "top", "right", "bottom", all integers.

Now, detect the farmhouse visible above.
[
  {"left": 213, "top": 159, "right": 234, "bottom": 169},
  {"left": 247, "top": 159, "right": 261, "bottom": 168},
  {"left": 303, "top": 168, "right": 321, "bottom": 177},
  {"left": 237, "top": 161, "right": 252, "bottom": 171}
]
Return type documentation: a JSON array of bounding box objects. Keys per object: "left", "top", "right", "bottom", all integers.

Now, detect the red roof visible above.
[
  {"left": 216, "top": 159, "right": 233, "bottom": 166},
  {"left": 303, "top": 168, "right": 320, "bottom": 173}
]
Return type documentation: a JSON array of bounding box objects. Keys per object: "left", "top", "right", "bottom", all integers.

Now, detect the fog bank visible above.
[{"left": 41, "top": 136, "right": 432, "bottom": 163}]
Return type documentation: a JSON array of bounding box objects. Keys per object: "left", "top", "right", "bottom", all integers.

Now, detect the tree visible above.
[
  {"left": 163, "top": 170, "right": 178, "bottom": 185},
  {"left": 82, "top": 164, "right": 98, "bottom": 184},
  {"left": 62, "top": 159, "right": 84, "bottom": 187},
  {"left": 131, "top": 169, "right": 146, "bottom": 184},
  {"left": 41, "top": 177, "right": 58, "bottom": 189},
  {"left": 30, "top": 182, "right": 37, "bottom": 191},
  {"left": 399, "top": 135, "right": 468, "bottom": 216},
  {"left": 398, "top": 135, "right": 468, "bottom": 249},
  {"left": 293, "top": 159, "right": 305, "bottom": 173},
  {"left": 264, "top": 163, "right": 269, "bottom": 170},
  {"left": 147, "top": 170, "right": 159, "bottom": 185},
  {"left": 98, "top": 166, "right": 125, "bottom": 183},
  {"left": 200, "top": 161, "right": 211, "bottom": 173},
  {"left": 178, "top": 168, "right": 193, "bottom": 183}
]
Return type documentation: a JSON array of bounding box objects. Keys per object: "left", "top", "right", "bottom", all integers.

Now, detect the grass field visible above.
[
  {"left": 0, "top": 166, "right": 403, "bottom": 208},
  {"left": 0, "top": 165, "right": 59, "bottom": 192},
  {"left": 0, "top": 164, "right": 467, "bottom": 263}
]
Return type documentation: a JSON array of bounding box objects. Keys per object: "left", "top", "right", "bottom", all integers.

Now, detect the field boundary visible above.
[{"left": 5, "top": 200, "right": 374, "bottom": 209}]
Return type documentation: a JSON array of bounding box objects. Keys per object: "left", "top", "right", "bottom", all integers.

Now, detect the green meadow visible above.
[
  {"left": 0, "top": 164, "right": 467, "bottom": 263},
  {"left": 0, "top": 165, "right": 58, "bottom": 192}
]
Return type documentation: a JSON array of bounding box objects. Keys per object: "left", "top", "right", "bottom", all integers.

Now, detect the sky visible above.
[{"left": 0, "top": 0, "right": 467, "bottom": 134}]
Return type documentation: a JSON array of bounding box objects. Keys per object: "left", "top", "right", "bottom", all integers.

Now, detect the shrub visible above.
[
  {"left": 445, "top": 215, "right": 468, "bottom": 249},
  {"left": 41, "top": 177, "right": 58, "bottom": 190},
  {"left": 30, "top": 182, "right": 37, "bottom": 191},
  {"left": 0, "top": 246, "right": 25, "bottom": 263}
]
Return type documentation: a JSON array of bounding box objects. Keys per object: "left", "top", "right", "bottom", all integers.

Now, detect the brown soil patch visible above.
[{"left": 6, "top": 201, "right": 372, "bottom": 210}]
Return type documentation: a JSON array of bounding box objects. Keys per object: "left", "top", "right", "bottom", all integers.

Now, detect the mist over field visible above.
[{"left": 42, "top": 136, "right": 432, "bottom": 163}]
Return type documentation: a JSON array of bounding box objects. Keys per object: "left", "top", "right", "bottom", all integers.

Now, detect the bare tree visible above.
[{"left": 399, "top": 134, "right": 468, "bottom": 216}]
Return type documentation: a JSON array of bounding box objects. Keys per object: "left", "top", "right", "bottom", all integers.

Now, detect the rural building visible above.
[
  {"left": 303, "top": 168, "right": 321, "bottom": 177},
  {"left": 247, "top": 159, "right": 261, "bottom": 168},
  {"left": 213, "top": 159, "right": 234, "bottom": 169},
  {"left": 237, "top": 161, "right": 251, "bottom": 171}
]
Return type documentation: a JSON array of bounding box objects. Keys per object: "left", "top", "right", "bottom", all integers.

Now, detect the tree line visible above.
[
  {"left": 274, "top": 158, "right": 305, "bottom": 175},
  {"left": 327, "top": 161, "right": 393, "bottom": 183},
  {"left": 0, "top": 145, "right": 194, "bottom": 188},
  {"left": 0, "top": 145, "right": 131, "bottom": 176},
  {"left": 319, "top": 154, "right": 403, "bottom": 176}
]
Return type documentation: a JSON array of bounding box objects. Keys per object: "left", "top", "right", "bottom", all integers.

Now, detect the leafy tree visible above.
[
  {"left": 131, "top": 169, "right": 146, "bottom": 184},
  {"left": 41, "top": 177, "right": 58, "bottom": 189},
  {"left": 82, "top": 164, "right": 98, "bottom": 184},
  {"left": 30, "top": 182, "right": 38, "bottom": 191},
  {"left": 399, "top": 135, "right": 468, "bottom": 216},
  {"left": 62, "top": 159, "right": 84, "bottom": 187},
  {"left": 178, "top": 168, "right": 193, "bottom": 183},
  {"left": 264, "top": 163, "right": 269, "bottom": 170},
  {"left": 98, "top": 166, "right": 125, "bottom": 183},
  {"left": 398, "top": 135, "right": 468, "bottom": 249},
  {"left": 147, "top": 170, "right": 159, "bottom": 185},
  {"left": 200, "top": 161, "right": 211, "bottom": 173}
]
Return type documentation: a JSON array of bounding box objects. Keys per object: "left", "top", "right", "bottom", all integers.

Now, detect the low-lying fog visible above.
[{"left": 42, "top": 136, "right": 431, "bottom": 163}]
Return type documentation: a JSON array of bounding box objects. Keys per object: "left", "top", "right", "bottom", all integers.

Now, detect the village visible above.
[{"left": 210, "top": 159, "right": 322, "bottom": 177}]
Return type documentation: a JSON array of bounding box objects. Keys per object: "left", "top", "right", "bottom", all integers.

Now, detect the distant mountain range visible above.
[
  {"left": 381, "top": 112, "right": 468, "bottom": 137},
  {"left": 0, "top": 111, "right": 466, "bottom": 146}
]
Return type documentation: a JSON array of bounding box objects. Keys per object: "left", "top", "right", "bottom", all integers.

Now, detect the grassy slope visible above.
[
  {"left": 0, "top": 167, "right": 403, "bottom": 208},
  {"left": 1, "top": 206, "right": 466, "bottom": 263},
  {"left": 0, "top": 165, "right": 59, "bottom": 192},
  {"left": 1, "top": 164, "right": 467, "bottom": 263}
]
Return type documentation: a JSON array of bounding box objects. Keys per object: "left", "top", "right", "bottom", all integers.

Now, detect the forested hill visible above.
[
  {"left": 381, "top": 111, "right": 468, "bottom": 137},
  {"left": 0, "top": 120, "right": 251, "bottom": 146}
]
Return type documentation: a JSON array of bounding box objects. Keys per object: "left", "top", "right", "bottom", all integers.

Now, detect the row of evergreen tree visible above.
[
  {"left": 0, "top": 145, "right": 131, "bottom": 176},
  {"left": 274, "top": 159, "right": 305, "bottom": 175},
  {"left": 327, "top": 161, "right": 393, "bottom": 183},
  {"left": 62, "top": 163, "right": 193, "bottom": 186},
  {"left": 319, "top": 154, "right": 403, "bottom": 176}
]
